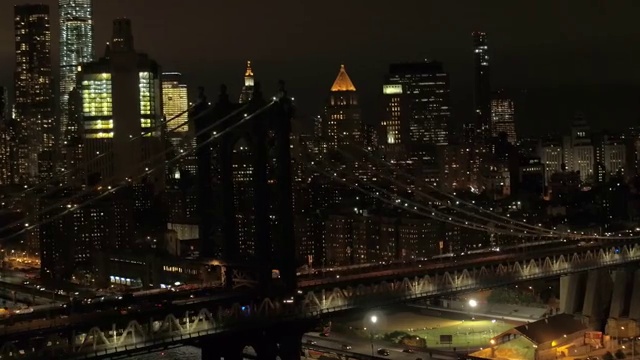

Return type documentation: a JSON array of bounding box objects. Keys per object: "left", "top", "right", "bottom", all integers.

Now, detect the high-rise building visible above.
[
  {"left": 472, "top": 31, "right": 491, "bottom": 144},
  {"left": 162, "top": 73, "right": 188, "bottom": 134},
  {"left": 0, "top": 87, "right": 7, "bottom": 121},
  {"left": 323, "top": 65, "right": 361, "bottom": 151},
  {"left": 14, "top": 4, "right": 54, "bottom": 182},
  {"left": 78, "top": 19, "right": 164, "bottom": 188},
  {"left": 239, "top": 61, "right": 254, "bottom": 104},
  {"left": 562, "top": 115, "right": 594, "bottom": 183},
  {"left": 538, "top": 140, "right": 563, "bottom": 185},
  {"left": 59, "top": 0, "right": 94, "bottom": 147},
  {"left": 381, "top": 61, "right": 451, "bottom": 156},
  {"left": 594, "top": 134, "right": 626, "bottom": 183},
  {"left": 39, "top": 187, "right": 134, "bottom": 281},
  {"left": 490, "top": 92, "right": 516, "bottom": 143}
]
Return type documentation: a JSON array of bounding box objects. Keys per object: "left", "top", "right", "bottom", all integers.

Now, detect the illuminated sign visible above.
[{"left": 383, "top": 84, "right": 403, "bottom": 95}]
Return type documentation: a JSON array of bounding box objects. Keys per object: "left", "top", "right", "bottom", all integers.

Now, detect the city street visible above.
[{"left": 303, "top": 333, "right": 458, "bottom": 360}]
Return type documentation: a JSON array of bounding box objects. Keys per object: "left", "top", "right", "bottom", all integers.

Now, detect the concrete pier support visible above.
[
  {"left": 609, "top": 268, "right": 633, "bottom": 319},
  {"left": 560, "top": 272, "right": 587, "bottom": 314},
  {"left": 629, "top": 270, "right": 640, "bottom": 320},
  {"left": 582, "top": 269, "right": 613, "bottom": 327}
]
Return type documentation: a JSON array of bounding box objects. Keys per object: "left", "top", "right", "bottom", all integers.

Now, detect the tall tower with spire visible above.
[
  {"left": 239, "top": 61, "right": 254, "bottom": 104},
  {"left": 322, "top": 64, "right": 361, "bottom": 151}
]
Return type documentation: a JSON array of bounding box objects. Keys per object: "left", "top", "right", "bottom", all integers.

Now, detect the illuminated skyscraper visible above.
[
  {"left": 162, "top": 73, "right": 188, "bottom": 133},
  {"left": 59, "top": 0, "right": 94, "bottom": 147},
  {"left": 381, "top": 61, "right": 451, "bottom": 157},
  {"left": 78, "top": 19, "right": 163, "bottom": 188},
  {"left": 490, "top": 92, "right": 516, "bottom": 143},
  {"left": 472, "top": 32, "right": 491, "bottom": 144},
  {"left": 323, "top": 65, "right": 361, "bottom": 151},
  {"left": 239, "top": 61, "right": 254, "bottom": 104},
  {"left": 14, "top": 4, "right": 54, "bottom": 182}
]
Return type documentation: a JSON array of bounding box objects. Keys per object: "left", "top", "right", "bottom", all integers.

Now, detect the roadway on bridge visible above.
[
  {"left": 303, "top": 333, "right": 458, "bottom": 360},
  {"left": 298, "top": 238, "right": 633, "bottom": 288}
]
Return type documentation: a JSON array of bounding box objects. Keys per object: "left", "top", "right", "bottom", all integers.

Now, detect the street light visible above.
[
  {"left": 369, "top": 315, "right": 378, "bottom": 356},
  {"left": 468, "top": 299, "right": 478, "bottom": 308}
]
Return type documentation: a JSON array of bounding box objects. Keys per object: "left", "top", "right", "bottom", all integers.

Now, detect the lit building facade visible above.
[
  {"left": 238, "top": 61, "right": 254, "bottom": 104},
  {"left": 0, "top": 121, "right": 17, "bottom": 185},
  {"left": 39, "top": 187, "right": 134, "bottom": 281},
  {"left": 472, "top": 31, "right": 491, "bottom": 144},
  {"left": 162, "top": 72, "right": 188, "bottom": 134},
  {"left": 14, "top": 4, "right": 54, "bottom": 182},
  {"left": 381, "top": 61, "right": 451, "bottom": 159},
  {"left": 490, "top": 94, "right": 516, "bottom": 143},
  {"left": 78, "top": 19, "right": 163, "bottom": 188},
  {"left": 538, "top": 141, "right": 563, "bottom": 185},
  {"left": 323, "top": 65, "right": 361, "bottom": 151},
  {"left": 563, "top": 115, "right": 594, "bottom": 183},
  {"left": 595, "top": 134, "right": 626, "bottom": 183},
  {"left": 59, "top": 0, "right": 94, "bottom": 147}
]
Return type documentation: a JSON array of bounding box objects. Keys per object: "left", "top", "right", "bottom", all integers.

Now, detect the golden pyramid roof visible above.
[
  {"left": 245, "top": 60, "right": 253, "bottom": 77},
  {"left": 330, "top": 64, "right": 356, "bottom": 92}
]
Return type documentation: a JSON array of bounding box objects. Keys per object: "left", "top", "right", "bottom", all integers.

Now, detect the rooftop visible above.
[
  {"left": 513, "top": 314, "right": 587, "bottom": 345},
  {"left": 330, "top": 64, "right": 356, "bottom": 92}
]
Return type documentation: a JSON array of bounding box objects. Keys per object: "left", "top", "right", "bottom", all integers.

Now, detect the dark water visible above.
[{"left": 130, "top": 346, "right": 201, "bottom": 360}]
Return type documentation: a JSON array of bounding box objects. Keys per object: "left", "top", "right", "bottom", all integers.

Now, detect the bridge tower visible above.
[{"left": 192, "top": 82, "right": 296, "bottom": 294}]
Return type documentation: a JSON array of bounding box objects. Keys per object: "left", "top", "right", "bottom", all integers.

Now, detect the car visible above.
[
  {"left": 377, "top": 348, "right": 390, "bottom": 356},
  {"left": 341, "top": 344, "right": 352, "bottom": 350},
  {"left": 403, "top": 349, "right": 415, "bottom": 353},
  {"left": 305, "top": 339, "right": 317, "bottom": 345}
]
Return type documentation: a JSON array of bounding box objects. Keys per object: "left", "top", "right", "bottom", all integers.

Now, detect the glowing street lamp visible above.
[
  {"left": 368, "top": 314, "right": 379, "bottom": 356},
  {"left": 468, "top": 299, "right": 478, "bottom": 308}
]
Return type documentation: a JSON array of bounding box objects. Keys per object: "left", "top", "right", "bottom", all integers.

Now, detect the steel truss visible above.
[{"left": 1, "top": 244, "right": 639, "bottom": 359}]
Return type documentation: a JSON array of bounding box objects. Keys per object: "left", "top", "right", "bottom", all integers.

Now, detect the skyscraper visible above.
[
  {"left": 14, "top": 4, "right": 54, "bottom": 182},
  {"left": 78, "top": 19, "right": 163, "bottom": 188},
  {"left": 0, "top": 87, "right": 7, "bottom": 121},
  {"left": 472, "top": 32, "right": 491, "bottom": 144},
  {"left": 381, "top": 61, "right": 451, "bottom": 156},
  {"left": 59, "top": 0, "right": 94, "bottom": 147},
  {"left": 162, "top": 72, "right": 189, "bottom": 179},
  {"left": 323, "top": 64, "right": 361, "bottom": 151},
  {"left": 162, "top": 72, "right": 188, "bottom": 134},
  {"left": 239, "top": 61, "right": 254, "bottom": 104},
  {"left": 490, "top": 92, "right": 516, "bottom": 144}
]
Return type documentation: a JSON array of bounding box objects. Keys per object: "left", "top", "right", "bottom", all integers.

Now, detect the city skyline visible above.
[{"left": 0, "top": 1, "right": 639, "bottom": 135}]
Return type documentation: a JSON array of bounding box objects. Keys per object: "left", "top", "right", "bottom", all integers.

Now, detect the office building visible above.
[
  {"left": 239, "top": 61, "right": 254, "bottom": 104},
  {"left": 162, "top": 72, "right": 188, "bottom": 149},
  {"left": 381, "top": 61, "right": 451, "bottom": 158},
  {"left": 39, "top": 187, "right": 134, "bottom": 281},
  {"left": 563, "top": 115, "right": 594, "bottom": 183},
  {"left": 472, "top": 31, "right": 491, "bottom": 144},
  {"left": 162, "top": 72, "right": 188, "bottom": 133},
  {"left": 78, "top": 19, "right": 163, "bottom": 188},
  {"left": 490, "top": 92, "right": 516, "bottom": 143},
  {"left": 538, "top": 141, "right": 563, "bottom": 185},
  {"left": 0, "top": 87, "right": 7, "bottom": 121},
  {"left": 322, "top": 65, "right": 361, "bottom": 151},
  {"left": 59, "top": 0, "right": 94, "bottom": 146},
  {"left": 14, "top": 4, "right": 54, "bottom": 182},
  {"left": 594, "top": 134, "right": 626, "bottom": 183}
]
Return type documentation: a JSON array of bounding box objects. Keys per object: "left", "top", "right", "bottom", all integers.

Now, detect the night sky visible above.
[{"left": 2, "top": 0, "right": 640, "bottom": 135}]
